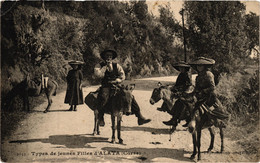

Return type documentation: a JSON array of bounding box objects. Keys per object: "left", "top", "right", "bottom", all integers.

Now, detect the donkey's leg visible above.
[
  {"left": 93, "top": 111, "right": 97, "bottom": 135},
  {"left": 23, "top": 93, "right": 30, "bottom": 112},
  {"left": 111, "top": 115, "right": 116, "bottom": 143},
  {"left": 190, "top": 132, "right": 197, "bottom": 160},
  {"left": 220, "top": 127, "right": 224, "bottom": 153},
  {"left": 117, "top": 115, "right": 123, "bottom": 144},
  {"left": 207, "top": 127, "right": 215, "bottom": 152},
  {"left": 93, "top": 110, "right": 100, "bottom": 135},
  {"left": 44, "top": 88, "right": 54, "bottom": 113},
  {"left": 197, "top": 129, "right": 202, "bottom": 161}
]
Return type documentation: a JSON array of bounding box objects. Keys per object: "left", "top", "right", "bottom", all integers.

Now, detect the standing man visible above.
[{"left": 94, "top": 49, "right": 151, "bottom": 126}]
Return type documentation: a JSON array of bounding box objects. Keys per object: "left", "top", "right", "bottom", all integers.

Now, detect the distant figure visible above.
[
  {"left": 125, "top": 63, "right": 133, "bottom": 80},
  {"left": 64, "top": 60, "right": 84, "bottom": 111}
]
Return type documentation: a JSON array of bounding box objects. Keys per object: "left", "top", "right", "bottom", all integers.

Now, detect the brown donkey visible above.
[
  {"left": 85, "top": 84, "right": 135, "bottom": 144},
  {"left": 3, "top": 74, "right": 58, "bottom": 113},
  {"left": 188, "top": 103, "right": 229, "bottom": 161}
]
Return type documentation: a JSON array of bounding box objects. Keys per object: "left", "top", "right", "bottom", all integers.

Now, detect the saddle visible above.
[
  {"left": 84, "top": 90, "right": 116, "bottom": 113},
  {"left": 199, "top": 103, "right": 229, "bottom": 120},
  {"left": 85, "top": 85, "right": 130, "bottom": 114}
]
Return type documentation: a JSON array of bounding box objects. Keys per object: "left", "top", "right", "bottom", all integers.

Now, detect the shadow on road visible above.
[
  {"left": 9, "top": 134, "right": 109, "bottom": 148},
  {"left": 47, "top": 109, "right": 71, "bottom": 112},
  {"left": 121, "top": 126, "right": 185, "bottom": 135},
  {"left": 101, "top": 146, "right": 192, "bottom": 162}
]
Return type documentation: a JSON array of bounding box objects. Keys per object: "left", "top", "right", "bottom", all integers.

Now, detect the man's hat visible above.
[
  {"left": 189, "top": 57, "right": 215, "bottom": 71},
  {"left": 68, "top": 60, "right": 85, "bottom": 66},
  {"left": 100, "top": 49, "right": 117, "bottom": 60},
  {"left": 173, "top": 61, "right": 190, "bottom": 71}
]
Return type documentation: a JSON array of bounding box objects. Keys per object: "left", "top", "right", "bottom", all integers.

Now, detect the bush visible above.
[
  {"left": 215, "top": 72, "right": 243, "bottom": 114},
  {"left": 235, "top": 70, "right": 259, "bottom": 113},
  {"left": 140, "top": 64, "right": 153, "bottom": 77},
  {"left": 216, "top": 68, "right": 259, "bottom": 161}
]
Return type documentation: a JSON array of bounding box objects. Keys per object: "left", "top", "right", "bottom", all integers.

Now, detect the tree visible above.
[
  {"left": 158, "top": 3, "right": 181, "bottom": 40},
  {"left": 184, "top": 1, "right": 248, "bottom": 73},
  {"left": 244, "top": 12, "right": 259, "bottom": 56}
]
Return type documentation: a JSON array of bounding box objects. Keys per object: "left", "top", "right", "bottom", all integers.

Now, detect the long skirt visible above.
[{"left": 64, "top": 79, "right": 83, "bottom": 105}]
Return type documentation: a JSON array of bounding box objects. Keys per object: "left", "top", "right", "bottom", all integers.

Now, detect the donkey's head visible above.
[
  {"left": 150, "top": 82, "right": 163, "bottom": 105},
  {"left": 150, "top": 82, "right": 172, "bottom": 105}
]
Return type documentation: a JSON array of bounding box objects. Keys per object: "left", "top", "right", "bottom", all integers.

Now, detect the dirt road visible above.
[{"left": 1, "top": 77, "right": 250, "bottom": 162}]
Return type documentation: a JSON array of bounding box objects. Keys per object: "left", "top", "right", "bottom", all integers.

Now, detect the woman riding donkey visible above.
[
  {"left": 163, "top": 61, "right": 195, "bottom": 130},
  {"left": 190, "top": 57, "right": 228, "bottom": 128},
  {"left": 94, "top": 48, "right": 151, "bottom": 126}
]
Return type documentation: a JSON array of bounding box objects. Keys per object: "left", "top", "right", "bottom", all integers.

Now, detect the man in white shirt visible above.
[{"left": 94, "top": 49, "right": 151, "bottom": 126}]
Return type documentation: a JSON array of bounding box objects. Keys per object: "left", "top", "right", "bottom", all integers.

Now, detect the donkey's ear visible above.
[
  {"left": 129, "top": 84, "right": 135, "bottom": 91},
  {"left": 158, "top": 82, "right": 162, "bottom": 87}
]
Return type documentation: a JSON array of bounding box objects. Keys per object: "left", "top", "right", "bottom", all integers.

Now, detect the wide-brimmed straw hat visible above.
[
  {"left": 100, "top": 49, "right": 117, "bottom": 60},
  {"left": 173, "top": 61, "right": 190, "bottom": 71},
  {"left": 189, "top": 57, "right": 215, "bottom": 65},
  {"left": 189, "top": 57, "right": 215, "bottom": 71},
  {"left": 68, "top": 60, "right": 85, "bottom": 66}
]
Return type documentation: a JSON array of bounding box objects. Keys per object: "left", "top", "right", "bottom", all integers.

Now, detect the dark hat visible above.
[
  {"left": 68, "top": 60, "right": 85, "bottom": 66},
  {"left": 100, "top": 49, "right": 117, "bottom": 60},
  {"left": 173, "top": 61, "right": 190, "bottom": 71},
  {"left": 189, "top": 57, "right": 215, "bottom": 71}
]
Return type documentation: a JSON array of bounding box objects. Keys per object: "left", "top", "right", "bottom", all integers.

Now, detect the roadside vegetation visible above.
[{"left": 1, "top": 1, "right": 259, "bottom": 161}]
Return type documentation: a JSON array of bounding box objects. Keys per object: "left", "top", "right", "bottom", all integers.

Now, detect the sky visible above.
[{"left": 146, "top": 0, "right": 260, "bottom": 22}]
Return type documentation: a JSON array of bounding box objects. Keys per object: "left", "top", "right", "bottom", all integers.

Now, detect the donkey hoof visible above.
[
  {"left": 111, "top": 140, "right": 115, "bottom": 144},
  {"left": 43, "top": 110, "right": 48, "bottom": 113},
  {"left": 207, "top": 148, "right": 213, "bottom": 153},
  {"left": 97, "top": 131, "right": 100, "bottom": 135},
  {"left": 190, "top": 154, "right": 195, "bottom": 160},
  {"left": 119, "top": 139, "right": 123, "bottom": 144}
]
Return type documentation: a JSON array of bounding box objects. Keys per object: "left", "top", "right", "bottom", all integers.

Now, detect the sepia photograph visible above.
[{"left": 1, "top": 0, "right": 259, "bottom": 162}]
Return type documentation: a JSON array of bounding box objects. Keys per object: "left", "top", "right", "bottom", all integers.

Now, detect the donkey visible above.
[
  {"left": 3, "top": 74, "right": 58, "bottom": 113},
  {"left": 150, "top": 82, "right": 194, "bottom": 128},
  {"left": 85, "top": 84, "right": 135, "bottom": 144},
  {"left": 149, "top": 82, "right": 175, "bottom": 114},
  {"left": 188, "top": 102, "right": 229, "bottom": 161}
]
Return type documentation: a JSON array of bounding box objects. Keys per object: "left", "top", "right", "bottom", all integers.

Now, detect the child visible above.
[{"left": 64, "top": 60, "right": 84, "bottom": 111}]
